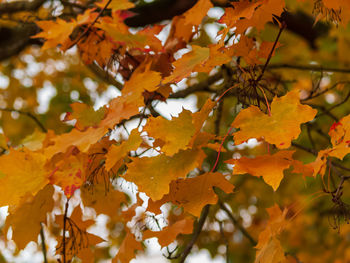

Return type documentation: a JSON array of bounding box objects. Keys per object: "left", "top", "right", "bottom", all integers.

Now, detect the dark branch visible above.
[
  {"left": 0, "top": 108, "right": 47, "bottom": 133},
  {"left": 178, "top": 205, "right": 210, "bottom": 263},
  {"left": 219, "top": 201, "right": 257, "bottom": 246},
  {"left": 0, "top": 0, "right": 46, "bottom": 15}
]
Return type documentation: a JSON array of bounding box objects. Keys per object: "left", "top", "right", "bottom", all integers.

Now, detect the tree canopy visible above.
[{"left": 0, "top": 0, "right": 350, "bottom": 262}]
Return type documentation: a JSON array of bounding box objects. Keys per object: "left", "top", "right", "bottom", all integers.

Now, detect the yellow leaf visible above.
[
  {"left": 125, "top": 148, "right": 206, "bottom": 200},
  {"left": 0, "top": 149, "right": 48, "bottom": 207},
  {"left": 64, "top": 102, "right": 107, "bottom": 131},
  {"left": 105, "top": 129, "right": 142, "bottom": 170},
  {"left": 232, "top": 90, "right": 317, "bottom": 148},
  {"left": 144, "top": 110, "right": 195, "bottom": 156}
]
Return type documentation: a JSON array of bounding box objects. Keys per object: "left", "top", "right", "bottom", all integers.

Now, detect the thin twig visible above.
[
  {"left": 0, "top": 108, "right": 47, "bottom": 132},
  {"left": 219, "top": 201, "right": 257, "bottom": 246},
  {"left": 40, "top": 223, "right": 48, "bottom": 263},
  {"left": 67, "top": 0, "right": 112, "bottom": 49},
  {"left": 178, "top": 205, "right": 210, "bottom": 263},
  {"left": 267, "top": 63, "right": 350, "bottom": 73},
  {"left": 256, "top": 23, "right": 286, "bottom": 82}
]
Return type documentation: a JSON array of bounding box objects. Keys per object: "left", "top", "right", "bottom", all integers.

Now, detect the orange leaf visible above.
[
  {"left": 44, "top": 127, "right": 106, "bottom": 158},
  {"left": 163, "top": 45, "right": 210, "bottom": 83},
  {"left": 112, "top": 231, "right": 143, "bottom": 263},
  {"left": 151, "top": 172, "right": 234, "bottom": 216},
  {"left": 143, "top": 218, "right": 194, "bottom": 247},
  {"left": 96, "top": 0, "right": 135, "bottom": 11},
  {"left": 232, "top": 90, "right": 317, "bottom": 148},
  {"left": 33, "top": 19, "right": 76, "bottom": 50},
  {"left": 4, "top": 185, "right": 54, "bottom": 249},
  {"left": 182, "top": 0, "right": 213, "bottom": 26},
  {"left": 255, "top": 205, "right": 288, "bottom": 263},
  {"left": 81, "top": 182, "right": 126, "bottom": 217},
  {"left": 226, "top": 151, "right": 295, "bottom": 191}
]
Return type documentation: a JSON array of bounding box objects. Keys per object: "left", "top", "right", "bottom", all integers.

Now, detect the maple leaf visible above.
[
  {"left": 308, "top": 114, "right": 350, "bottom": 178},
  {"left": 96, "top": 0, "right": 135, "bottom": 11},
  {"left": 112, "top": 230, "right": 143, "bottom": 263},
  {"left": 105, "top": 129, "right": 142, "bottom": 171},
  {"left": 163, "top": 45, "right": 210, "bottom": 83},
  {"left": 226, "top": 151, "right": 295, "bottom": 191},
  {"left": 4, "top": 185, "right": 54, "bottom": 249},
  {"left": 44, "top": 127, "right": 106, "bottom": 158},
  {"left": 143, "top": 218, "right": 194, "bottom": 247},
  {"left": 148, "top": 172, "right": 234, "bottom": 216},
  {"left": 255, "top": 205, "right": 288, "bottom": 263},
  {"left": 144, "top": 109, "right": 195, "bottom": 156},
  {"left": 81, "top": 182, "right": 126, "bottom": 217},
  {"left": 78, "top": 29, "right": 115, "bottom": 67},
  {"left": 64, "top": 102, "right": 107, "bottom": 131},
  {"left": 182, "top": 0, "right": 213, "bottom": 26},
  {"left": 125, "top": 148, "right": 206, "bottom": 200},
  {"left": 0, "top": 149, "right": 48, "bottom": 207},
  {"left": 33, "top": 19, "right": 77, "bottom": 50},
  {"left": 232, "top": 90, "right": 317, "bottom": 148},
  {"left": 49, "top": 152, "right": 87, "bottom": 197}
]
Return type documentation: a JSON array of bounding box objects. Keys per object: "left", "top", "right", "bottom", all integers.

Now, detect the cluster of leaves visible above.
[{"left": 0, "top": 0, "right": 350, "bottom": 262}]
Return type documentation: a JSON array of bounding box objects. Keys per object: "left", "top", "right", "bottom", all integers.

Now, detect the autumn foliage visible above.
[{"left": 1, "top": 0, "right": 350, "bottom": 262}]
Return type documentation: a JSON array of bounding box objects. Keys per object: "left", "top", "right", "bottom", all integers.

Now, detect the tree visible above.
[{"left": 0, "top": 0, "right": 350, "bottom": 262}]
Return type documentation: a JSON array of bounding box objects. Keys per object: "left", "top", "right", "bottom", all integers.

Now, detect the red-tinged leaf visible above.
[{"left": 49, "top": 153, "right": 87, "bottom": 197}]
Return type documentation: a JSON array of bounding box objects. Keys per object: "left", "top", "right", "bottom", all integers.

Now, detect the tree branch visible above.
[
  {"left": 178, "top": 204, "right": 210, "bottom": 263},
  {"left": 0, "top": 107, "right": 47, "bottom": 133},
  {"left": 87, "top": 62, "right": 123, "bottom": 91},
  {"left": 219, "top": 201, "right": 257, "bottom": 246},
  {"left": 0, "top": 0, "right": 46, "bottom": 15}
]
